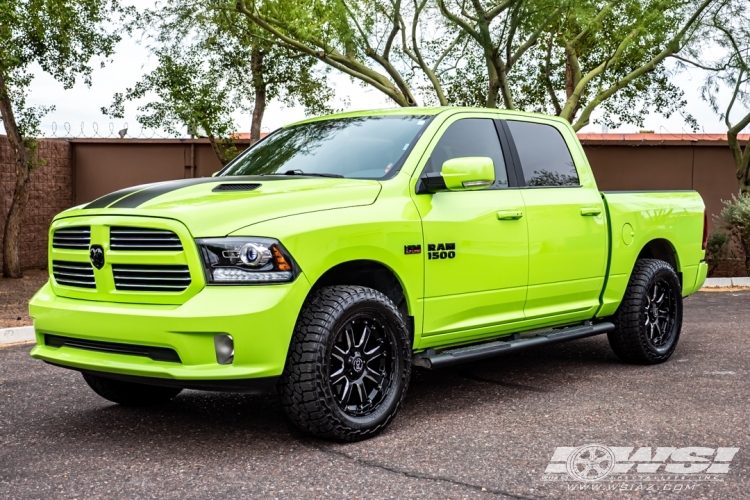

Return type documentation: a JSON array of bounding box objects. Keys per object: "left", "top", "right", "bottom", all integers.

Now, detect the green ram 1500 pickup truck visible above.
[{"left": 30, "top": 107, "right": 708, "bottom": 441}]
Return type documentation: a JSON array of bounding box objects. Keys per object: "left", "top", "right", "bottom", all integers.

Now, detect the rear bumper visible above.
[
  {"left": 693, "top": 261, "right": 708, "bottom": 293},
  {"left": 29, "top": 276, "right": 311, "bottom": 387}
]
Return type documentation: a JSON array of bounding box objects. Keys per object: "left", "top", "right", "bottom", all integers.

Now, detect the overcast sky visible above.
[{"left": 9, "top": 0, "right": 745, "bottom": 138}]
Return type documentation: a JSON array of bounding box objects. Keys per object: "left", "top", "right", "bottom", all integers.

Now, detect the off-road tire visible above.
[
  {"left": 82, "top": 373, "right": 183, "bottom": 406},
  {"left": 608, "top": 258, "right": 683, "bottom": 364},
  {"left": 280, "top": 285, "right": 411, "bottom": 442}
]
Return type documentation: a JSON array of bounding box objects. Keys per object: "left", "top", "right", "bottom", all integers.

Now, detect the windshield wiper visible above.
[{"left": 283, "top": 169, "right": 344, "bottom": 178}]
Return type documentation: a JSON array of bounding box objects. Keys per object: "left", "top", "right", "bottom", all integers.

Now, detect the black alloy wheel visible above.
[
  {"left": 608, "top": 258, "right": 683, "bottom": 364},
  {"left": 280, "top": 285, "right": 411, "bottom": 441},
  {"left": 329, "top": 315, "right": 396, "bottom": 417},
  {"left": 643, "top": 277, "right": 677, "bottom": 351}
]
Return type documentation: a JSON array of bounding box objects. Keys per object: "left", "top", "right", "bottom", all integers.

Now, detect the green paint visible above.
[{"left": 30, "top": 107, "right": 706, "bottom": 383}]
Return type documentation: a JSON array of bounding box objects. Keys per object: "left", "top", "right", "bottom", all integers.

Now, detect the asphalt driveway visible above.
[{"left": 1, "top": 291, "right": 748, "bottom": 499}]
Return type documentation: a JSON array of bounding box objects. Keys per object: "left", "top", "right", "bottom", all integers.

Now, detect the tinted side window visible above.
[
  {"left": 424, "top": 119, "right": 508, "bottom": 188},
  {"left": 506, "top": 121, "right": 579, "bottom": 187}
]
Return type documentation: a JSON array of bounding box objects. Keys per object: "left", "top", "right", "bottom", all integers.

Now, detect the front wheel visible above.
[
  {"left": 280, "top": 286, "right": 411, "bottom": 441},
  {"left": 607, "top": 258, "right": 683, "bottom": 364}
]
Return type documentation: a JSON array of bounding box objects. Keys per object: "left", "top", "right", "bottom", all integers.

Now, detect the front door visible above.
[
  {"left": 411, "top": 114, "right": 529, "bottom": 343},
  {"left": 503, "top": 119, "right": 608, "bottom": 321}
]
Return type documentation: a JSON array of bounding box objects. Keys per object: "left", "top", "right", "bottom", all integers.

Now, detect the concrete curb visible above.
[
  {"left": 0, "top": 326, "right": 36, "bottom": 345},
  {"left": 701, "top": 277, "right": 750, "bottom": 288}
]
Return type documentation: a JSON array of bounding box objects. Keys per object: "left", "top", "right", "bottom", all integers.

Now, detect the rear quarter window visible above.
[{"left": 506, "top": 120, "right": 579, "bottom": 187}]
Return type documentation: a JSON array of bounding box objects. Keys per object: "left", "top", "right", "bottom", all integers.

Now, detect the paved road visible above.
[{"left": 1, "top": 291, "right": 748, "bottom": 499}]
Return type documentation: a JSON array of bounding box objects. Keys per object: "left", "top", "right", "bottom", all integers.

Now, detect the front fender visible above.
[{"left": 230, "top": 197, "right": 425, "bottom": 344}]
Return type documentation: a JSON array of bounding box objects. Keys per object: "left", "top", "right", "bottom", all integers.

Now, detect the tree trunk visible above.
[
  {"left": 0, "top": 74, "right": 32, "bottom": 278},
  {"left": 207, "top": 135, "right": 230, "bottom": 167},
  {"left": 250, "top": 47, "right": 266, "bottom": 145}
]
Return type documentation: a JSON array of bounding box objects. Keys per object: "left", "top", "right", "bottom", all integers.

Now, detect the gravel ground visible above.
[
  {"left": 1, "top": 291, "right": 748, "bottom": 499},
  {"left": 0, "top": 269, "right": 48, "bottom": 328}
]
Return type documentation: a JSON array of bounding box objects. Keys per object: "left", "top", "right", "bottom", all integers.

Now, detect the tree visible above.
[
  {"left": 0, "top": 0, "right": 127, "bottom": 278},
  {"left": 234, "top": 0, "right": 432, "bottom": 106},
  {"left": 105, "top": 0, "right": 335, "bottom": 166},
  {"left": 679, "top": 0, "right": 750, "bottom": 193},
  {"left": 437, "top": 0, "right": 717, "bottom": 130}
]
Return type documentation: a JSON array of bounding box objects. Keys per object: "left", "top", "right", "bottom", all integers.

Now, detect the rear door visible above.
[
  {"left": 412, "top": 114, "right": 529, "bottom": 342},
  {"left": 502, "top": 119, "right": 607, "bottom": 321}
]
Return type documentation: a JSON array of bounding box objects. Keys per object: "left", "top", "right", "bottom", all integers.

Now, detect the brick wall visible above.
[{"left": 0, "top": 137, "right": 74, "bottom": 274}]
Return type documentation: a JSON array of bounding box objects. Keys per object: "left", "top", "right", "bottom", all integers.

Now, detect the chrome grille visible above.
[
  {"left": 52, "top": 227, "right": 91, "bottom": 250},
  {"left": 52, "top": 261, "right": 96, "bottom": 288},
  {"left": 110, "top": 227, "right": 183, "bottom": 251},
  {"left": 112, "top": 264, "right": 191, "bottom": 292}
]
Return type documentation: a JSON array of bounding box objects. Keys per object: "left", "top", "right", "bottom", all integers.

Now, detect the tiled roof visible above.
[{"left": 577, "top": 133, "right": 749, "bottom": 143}]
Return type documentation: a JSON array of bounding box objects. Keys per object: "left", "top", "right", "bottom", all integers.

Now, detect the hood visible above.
[{"left": 58, "top": 176, "right": 382, "bottom": 236}]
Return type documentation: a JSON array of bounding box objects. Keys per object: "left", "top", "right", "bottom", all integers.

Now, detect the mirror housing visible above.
[
  {"left": 416, "top": 156, "right": 495, "bottom": 194},
  {"left": 442, "top": 157, "right": 495, "bottom": 191}
]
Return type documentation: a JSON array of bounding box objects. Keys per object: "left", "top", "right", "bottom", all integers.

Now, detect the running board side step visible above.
[{"left": 413, "top": 322, "right": 615, "bottom": 369}]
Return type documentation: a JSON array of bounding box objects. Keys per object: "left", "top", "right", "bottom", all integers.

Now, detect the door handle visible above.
[
  {"left": 580, "top": 207, "right": 602, "bottom": 216},
  {"left": 497, "top": 210, "right": 523, "bottom": 220}
]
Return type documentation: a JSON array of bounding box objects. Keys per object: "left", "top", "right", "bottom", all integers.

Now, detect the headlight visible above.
[{"left": 196, "top": 237, "right": 298, "bottom": 284}]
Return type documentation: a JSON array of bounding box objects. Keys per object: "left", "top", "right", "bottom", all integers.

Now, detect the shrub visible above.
[
  {"left": 716, "top": 193, "right": 750, "bottom": 275},
  {"left": 705, "top": 231, "right": 731, "bottom": 276}
]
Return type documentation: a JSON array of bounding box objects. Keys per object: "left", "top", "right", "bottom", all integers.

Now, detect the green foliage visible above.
[
  {"left": 678, "top": 0, "right": 750, "bottom": 193},
  {"left": 716, "top": 193, "right": 750, "bottom": 275},
  {"left": 718, "top": 193, "right": 750, "bottom": 241},
  {"left": 0, "top": 0, "right": 130, "bottom": 139},
  {"left": 105, "top": 0, "right": 335, "bottom": 164},
  {"left": 705, "top": 230, "right": 730, "bottom": 275}
]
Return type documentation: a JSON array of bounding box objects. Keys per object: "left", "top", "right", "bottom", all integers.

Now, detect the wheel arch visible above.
[
  {"left": 308, "top": 260, "right": 413, "bottom": 338},
  {"left": 636, "top": 238, "right": 681, "bottom": 284}
]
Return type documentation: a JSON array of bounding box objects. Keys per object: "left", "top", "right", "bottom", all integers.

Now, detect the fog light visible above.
[{"left": 214, "top": 334, "right": 234, "bottom": 365}]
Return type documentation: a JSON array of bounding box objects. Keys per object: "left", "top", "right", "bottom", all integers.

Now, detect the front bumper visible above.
[{"left": 29, "top": 276, "right": 311, "bottom": 389}]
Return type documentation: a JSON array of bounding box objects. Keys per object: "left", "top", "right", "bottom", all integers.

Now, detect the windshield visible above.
[{"left": 220, "top": 115, "right": 431, "bottom": 179}]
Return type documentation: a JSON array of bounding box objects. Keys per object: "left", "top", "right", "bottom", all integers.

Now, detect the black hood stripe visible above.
[
  {"left": 85, "top": 185, "right": 151, "bottom": 209},
  {"left": 108, "top": 178, "right": 225, "bottom": 208},
  {"left": 87, "top": 175, "right": 336, "bottom": 210}
]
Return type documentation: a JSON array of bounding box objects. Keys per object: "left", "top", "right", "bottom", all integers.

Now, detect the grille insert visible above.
[
  {"left": 110, "top": 227, "right": 183, "bottom": 251},
  {"left": 52, "top": 261, "right": 96, "bottom": 288},
  {"left": 52, "top": 227, "right": 91, "bottom": 250},
  {"left": 112, "top": 264, "right": 191, "bottom": 292},
  {"left": 212, "top": 183, "right": 261, "bottom": 192},
  {"left": 45, "top": 334, "right": 181, "bottom": 363}
]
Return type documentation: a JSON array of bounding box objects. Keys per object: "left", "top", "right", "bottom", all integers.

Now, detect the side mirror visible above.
[
  {"left": 442, "top": 157, "right": 495, "bottom": 191},
  {"left": 417, "top": 156, "right": 495, "bottom": 193}
]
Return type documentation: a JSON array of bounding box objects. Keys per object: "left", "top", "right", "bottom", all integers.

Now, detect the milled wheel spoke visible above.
[
  {"left": 330, "top": 366, "right": 344, "bottom": 378},
  {"left": 332, "top": 345, "right": 347, "bottom": 361},
  {"left": 357, "top": 325, "right": 371, "bottom": 349},
  {"left": 364, "top": 344, "right": 383, "bottom": 361},
  {"left": 364, "top": 367, "right": 383, "bottom": 385},
  {"left": 344, "top": 327, "right": 354, "bottom": 351},
  {"left": 355, "top": 381, "right": 366, "bottom": 403},
  {"left": 339, "top": 379, "right": 352, "bottom": 404}
]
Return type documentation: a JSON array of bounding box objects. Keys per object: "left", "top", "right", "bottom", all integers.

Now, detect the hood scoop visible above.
[{"left": 212, "top": 183, "right": 261, "bottom": 192}]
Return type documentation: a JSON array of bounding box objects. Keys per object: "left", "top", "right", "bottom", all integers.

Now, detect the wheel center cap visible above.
[
  {"left": 351, "top": 355, "right": 364, "bottom": 373},
  {"left": 650, "top": 304, "right": 659, "bottom": 317}
]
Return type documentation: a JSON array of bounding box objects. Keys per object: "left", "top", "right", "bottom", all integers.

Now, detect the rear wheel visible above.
[
  {"left": 608, "top": 258, "right": 683, "bottom": 364},
  {"left": 82, "top": 373, "right": 182, "bottom": 406},
  {"left": 280, "top": 285, "right": 411, "bottom": 441}
]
